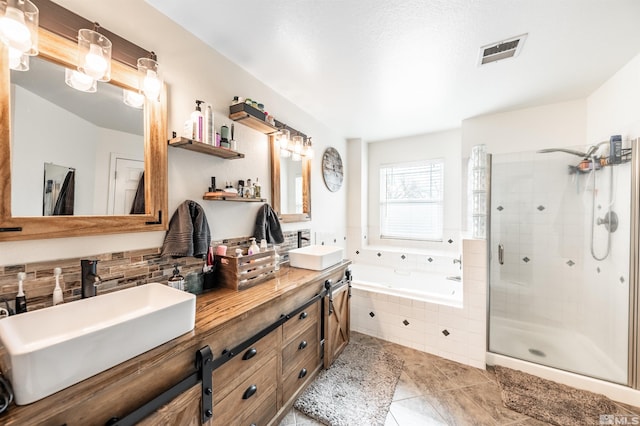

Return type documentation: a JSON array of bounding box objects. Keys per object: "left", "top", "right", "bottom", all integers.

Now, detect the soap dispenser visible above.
[
  {"left": 53, "top": 267, "right": 64, "bottom": 305},
  {"left": 248, "top": 238, "right": 260, "bottom": 255},
  {"left": 15, "top": 272, "right": 27, "bottom": 314},
  {"left": 191, "top": 100, "right": 204, "bottom": 142},
  {"left": 168, "top": 264, "right": 185, "bottom": 291}
]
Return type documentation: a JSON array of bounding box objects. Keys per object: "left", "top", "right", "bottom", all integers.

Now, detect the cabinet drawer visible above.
[
  {"left": 282, "top": 299, "right": 320, "bottom": 344},
  {"left": 282, "top": 348, "right": 320, "bottom": 404},
  {"left": 213, "top": 354, "right": 277, "bottom": 426},
  {"left": 282, "top": 323, "right": 318, "bottom": 377},
  {"left": 213, "top": 328, "right": 279, "bottom": 404},
  {"left": 240, "top": 389, "right": 277, "bottom": 426}
]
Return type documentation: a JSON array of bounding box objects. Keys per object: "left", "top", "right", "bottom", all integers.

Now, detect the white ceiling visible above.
[{"left": 146, "top": 0, "right": 640, "bottom": 142}]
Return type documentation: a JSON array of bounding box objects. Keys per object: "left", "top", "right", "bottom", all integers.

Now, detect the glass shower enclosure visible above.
[{"left": 488, "top": 141, "right": 634, "bottom": 385}]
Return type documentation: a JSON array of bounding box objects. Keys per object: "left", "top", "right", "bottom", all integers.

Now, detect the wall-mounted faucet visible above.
[
  {"left": 297, "top": 231, "right": 310, "bottom": 248},
  {"left": 453, "top": 255, "right": 462, "bottom": 269},
  {"left": 81, "top": 260, "right": 101, "bottom": 298}
]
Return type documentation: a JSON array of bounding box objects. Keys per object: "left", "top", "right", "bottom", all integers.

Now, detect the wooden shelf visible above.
[
  {"left": 229, "top": 103, "right": 277, "bottom": 134},
  {"left": 203, "top": 194, "right": 266, "bottom": 202},
  {"left": 168, "top": 136, "right": 245, "bottom": 159}
]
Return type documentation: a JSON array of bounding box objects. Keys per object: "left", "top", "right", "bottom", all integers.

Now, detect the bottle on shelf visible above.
[
  {"left": 205, "top": 105, "right": 214, "bottom": 145},
  {"left": 254, "top": 178, "right": 261, "bottom": 198},
  {"left": 220, "top": 125, "right": 230, "bottom": 148},
  {"left": 190, "top": 100, "right": 204, "bottom": 142}
]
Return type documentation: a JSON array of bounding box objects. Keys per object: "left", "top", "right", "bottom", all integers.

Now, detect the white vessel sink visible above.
[
  {"left": 289, "top": 245, "right": 344, "bottom": 270},
  {"left": 0, "top": 283, "right": 195, "bottom": 405}
]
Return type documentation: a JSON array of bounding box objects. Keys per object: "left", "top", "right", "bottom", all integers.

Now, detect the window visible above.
[{"left": 379, "top": 160, "right": 444, "bottom": 241}]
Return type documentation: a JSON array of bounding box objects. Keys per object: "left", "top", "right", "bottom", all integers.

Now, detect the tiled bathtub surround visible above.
[
  {"left": 351, "top": 239, "right": 487, "bottom": 369},
  {"left": 0, "top": 229, "right": 310, "bottom": 313}
]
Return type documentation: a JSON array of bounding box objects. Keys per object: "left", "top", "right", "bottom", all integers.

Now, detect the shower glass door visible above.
[{"left": 488, "top": 143, "right": 632, "bottom": 384}]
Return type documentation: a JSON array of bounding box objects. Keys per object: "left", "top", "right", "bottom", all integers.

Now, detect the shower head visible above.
[
  {"left": 537, "top": 142, "right": 608, "bottom": 159},
  {"left": 536, "top": 148, "right": 590, "bottom": 157}
]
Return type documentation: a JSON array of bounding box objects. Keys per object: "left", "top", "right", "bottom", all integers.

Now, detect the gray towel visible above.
[
  {"left": 161, "top": 200, "right": 211, "bottom": 258},
  {"left": 253, "top": 203, "right": 284, "bottom": 244}
]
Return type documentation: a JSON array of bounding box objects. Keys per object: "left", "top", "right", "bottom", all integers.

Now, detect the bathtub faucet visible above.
[{"left": 453, "top": 255, "right": 462, "bottom": 269}]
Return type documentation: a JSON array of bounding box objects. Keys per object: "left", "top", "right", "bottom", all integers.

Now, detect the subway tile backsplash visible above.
[{"left": 0, "top": 229, "right": 310, "bottom": 313}]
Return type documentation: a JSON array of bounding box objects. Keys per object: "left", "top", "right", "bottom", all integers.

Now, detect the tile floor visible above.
[{"left": 279, "top": 332, "right": 640, "bottom": 426}]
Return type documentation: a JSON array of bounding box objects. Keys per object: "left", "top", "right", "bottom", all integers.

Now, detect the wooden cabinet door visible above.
[
  {"left": 138, "top": 384, "right": 206, "bottom": 426},
  {"left": 324, "top": 281, "right": 350, "bottom": 369}
]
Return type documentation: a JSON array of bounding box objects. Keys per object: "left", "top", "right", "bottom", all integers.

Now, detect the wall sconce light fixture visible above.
[
  {"left": 0, "top": 0, "right": 39, "bottom": 70},
  {"left": 0, "top": 0, "right": 38, "bottom": 53},
  {"left": 275, "top": 123, "right": 313, "bottom": 160},
  {"left": 137, "top": 51, "right": 161, "bottom": 101},
  {"left": 77, "top": 27, "right": 111, "bottom": 82}
]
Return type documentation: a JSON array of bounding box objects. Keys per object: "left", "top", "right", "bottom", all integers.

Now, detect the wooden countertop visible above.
[{"left": 1, "top": 261, "right": 351, "bottom": 425}]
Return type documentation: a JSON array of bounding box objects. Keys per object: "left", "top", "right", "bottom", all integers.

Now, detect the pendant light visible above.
[
  {"left": 137, "top": 52, "right": 162, "bottom": 101},
  {"left": 0, "top": 0, "right": 38, "bottom": 55},
  {"left": 77, "top": 27, "right": 111, "bottom": 82}
]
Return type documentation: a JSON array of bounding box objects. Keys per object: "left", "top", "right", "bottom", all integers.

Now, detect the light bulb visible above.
[
  {"left": 83, "top": 43, "right": 107, "bottom": 80},
  {"left": 65, "top": 68, "right": 96, "bottom": 92},
  {"left": 143, "top": 69, "right": 161, "bottom": 100},
  {"left": 123, "top": 89, "right": 145, "bottom": 109},
  {"left": 0, "top": 6, "right": 31, "bottom": 53}
]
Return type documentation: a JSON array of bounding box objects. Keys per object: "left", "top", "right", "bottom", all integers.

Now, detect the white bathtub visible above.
[{"left": 350, "top": 263, "right": 463, "bottom": 308}]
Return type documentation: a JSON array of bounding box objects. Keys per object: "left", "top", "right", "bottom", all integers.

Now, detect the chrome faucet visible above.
[
  {"left": 81, "top": 260, "right": 101, "bottom": 298},
  {"left": 453, "top": 255, "right": 462, "bottom": 269}
]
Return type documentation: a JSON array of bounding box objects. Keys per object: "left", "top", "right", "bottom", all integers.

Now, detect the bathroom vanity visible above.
[{"left": 0, "top": 261, "right": 351, "bottom": 426}]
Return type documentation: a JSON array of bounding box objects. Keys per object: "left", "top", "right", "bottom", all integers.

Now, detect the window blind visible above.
[{"left": 379, "top": 160, "right": 444, "bottom": 241}]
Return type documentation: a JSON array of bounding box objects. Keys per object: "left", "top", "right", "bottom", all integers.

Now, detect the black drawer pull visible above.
[
  {"left": 243, "top": 347, "right": 257, "bottom": 360},
  {"left": 298, "top": 340, "right": 308, "bottom": 350},
  {"left": 299, "top": 311, "right": 308, "bottom": 320},
  {"left": 243, "top": 384, "right": 257, "bottom": 400},
  {"left": 298, "top": 368, "right": 307, "bottom": 379}
]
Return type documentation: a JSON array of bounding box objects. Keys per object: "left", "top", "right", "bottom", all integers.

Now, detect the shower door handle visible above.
[{"left": 498, "top": 244, "right": 504, "bottom": 265}]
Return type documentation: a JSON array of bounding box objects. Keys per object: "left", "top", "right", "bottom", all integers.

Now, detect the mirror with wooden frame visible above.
[
  {"left": 0, "top": 27, "right": 167, "bottom": 241},
  {"left": 269, "top": 135, "right": 311, "bottom": 222}
]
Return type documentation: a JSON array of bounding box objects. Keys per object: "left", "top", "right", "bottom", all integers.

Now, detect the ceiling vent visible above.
[{"left": 478, "top": 34, "right": 527, "bottom": 66}]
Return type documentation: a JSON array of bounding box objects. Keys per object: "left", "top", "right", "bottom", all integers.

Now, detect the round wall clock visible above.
[{"left": 322, "top": 147, "right": 344, "bottom": 192}]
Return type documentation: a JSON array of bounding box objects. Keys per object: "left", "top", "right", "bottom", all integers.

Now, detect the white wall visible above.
[
  {"left": 587, "top": 52, "right": 640, "bottom": 143},
  {"left": 461, "top": 99, "right": 587, "bottom": 157},
  {"left": 367, "top": 129, "right": 461, "bottom": 253},
  {"left": 0, "top": 0, "right": 347, "bottom": 265},
  {"left": 582, "top": 51, "right": 640, "bottom": 375}
]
